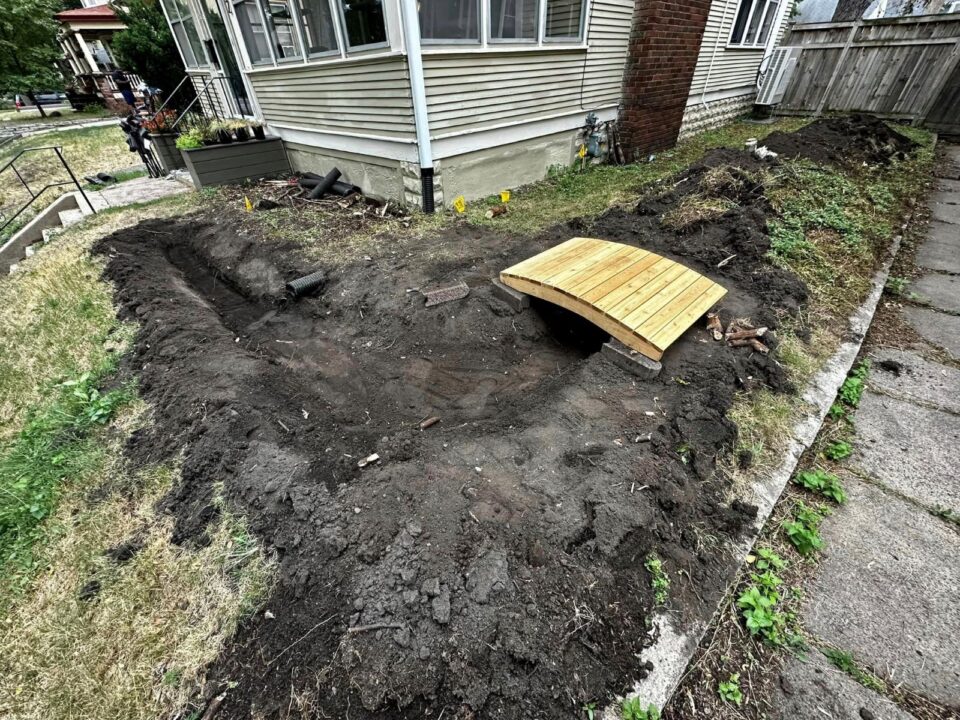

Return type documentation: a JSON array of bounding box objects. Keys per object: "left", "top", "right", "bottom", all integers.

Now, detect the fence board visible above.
[{"left": 779, "top": 16, "right": 960, "bottom": 129}]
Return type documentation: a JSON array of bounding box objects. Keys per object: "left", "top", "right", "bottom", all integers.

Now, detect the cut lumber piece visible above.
[{"left": 500, "top": 237, "right": 727, "bottom": 361}]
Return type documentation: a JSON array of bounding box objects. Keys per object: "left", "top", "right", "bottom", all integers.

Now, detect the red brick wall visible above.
[{"left": 618, "top": 0, "right": 713, "bottom": 159}]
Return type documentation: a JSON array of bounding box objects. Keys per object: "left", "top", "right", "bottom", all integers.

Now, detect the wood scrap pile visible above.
[
  {"left": 706, "top": 312, "right": 769, "bottom": 353},
  {"left": 255, "top": 173, "right": 412, "bottom": 226}
]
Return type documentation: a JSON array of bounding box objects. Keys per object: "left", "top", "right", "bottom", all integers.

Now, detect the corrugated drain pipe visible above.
[{"left": 399, "top": 0, "right": 435, "bottom": 213}]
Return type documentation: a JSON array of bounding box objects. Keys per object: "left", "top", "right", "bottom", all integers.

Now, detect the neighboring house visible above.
[
  {"left": 793, "top": 0, "right": 956, "bottom": 23},
  {"left": 157, "top": 0, "right": 797, "bottom": 207},
  {"left": 55, "top": 2, "right": 144, "bottom": 112}
]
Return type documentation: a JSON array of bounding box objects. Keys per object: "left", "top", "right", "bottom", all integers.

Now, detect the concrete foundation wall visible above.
[
  {"left": 439, "top": 130, "right": 576, "bottom": 204},
  {"left": 679, "top": 92, "right": 756, "bottom": 139},
  {"left": 284, "top": 142, "right": 405, "bottom": 203}
]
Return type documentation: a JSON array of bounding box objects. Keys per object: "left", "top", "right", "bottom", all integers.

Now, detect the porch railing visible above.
[{"left": 0, "top": 146, "right": 95, "bottom": 233}]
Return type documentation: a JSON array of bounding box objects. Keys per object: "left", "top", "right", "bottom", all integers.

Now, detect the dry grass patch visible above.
[
  {"left": 661, "top": 194, "right": 737, "bottom": 231},
  {"left": 0, "top": 193, "right": 198, "bottom": 442},
  {"left": 0, "top": 416, "right": 273, "bottom": 720}
]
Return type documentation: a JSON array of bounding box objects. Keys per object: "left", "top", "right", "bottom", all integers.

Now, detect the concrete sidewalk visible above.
[{"left": 772, "top": 145, "right": 960, "bottom": 719}]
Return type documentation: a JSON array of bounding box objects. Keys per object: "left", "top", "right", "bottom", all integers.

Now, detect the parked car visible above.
[{"left": 14, "top": 91, "right": 67, "bottom": 108}]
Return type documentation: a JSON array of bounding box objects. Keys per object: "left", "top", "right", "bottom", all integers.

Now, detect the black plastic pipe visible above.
[
  {"left": 421, "top": 167, "right": 435, "bottom": 214},
  {"left": 299, "top": 177, "right": 361, "bottom": 196},
  {"left": 308, "top": 167, "right": 341, "bottom": 199},
  {"left": 285, "top": 270, "right": 326, "bottom": 298}
]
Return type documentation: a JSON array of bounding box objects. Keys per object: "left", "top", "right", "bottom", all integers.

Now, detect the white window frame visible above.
[
  {"left": 542, "top": 0, "right": 586, "bottom": 43},
  {"left": 728, "top": 0, "right": 779, "bottom": 49},
  {"left": 162, "top": 0, "right": 210, "bottom": 68},
  {"left": 262, "top": 0, "right": 305, "bottom": 63},
  {"left": 334, "top": 0, "right": 390, "bottom": 52},
  {"left": 232, "top": 0, "right": 277, "bottom": 65},
  {"left": 419, "top": 0, "right": 483, "bottom": 46},
  {"left": 293, "top": 0, "right": 342, "bottom": 58}
]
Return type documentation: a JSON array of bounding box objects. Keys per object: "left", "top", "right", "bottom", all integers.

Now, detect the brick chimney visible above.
[{"left": 618, "top": 0, "right": 713, "bottom": 160}]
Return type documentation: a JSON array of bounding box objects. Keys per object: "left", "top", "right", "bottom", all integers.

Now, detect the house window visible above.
[
  {"left": 490, "top": 0, "right": 539, "bottom": 41},
  {"left": 296, "top": 0, "right": 339, "bottom": 55},
  {"left": 162, "top": 0, "right": 208, "bottom": 67},
  {"left": 338, "top": 0, "right": 387, "bottom": 49},
  {"left": 419, "top": 0, "right": 480, "bottom": 41},
  {"left": 234, "top": 0, "right": 273, "bottom": 63},
  {"left": 729, "top": 0, "right": 780, "bottom": 47},
  {"left": 263, "top": 0, "right": 303, "bottom": 60},
  {"left": 544, "top": 0, "right": 584, "bottom": 40}
]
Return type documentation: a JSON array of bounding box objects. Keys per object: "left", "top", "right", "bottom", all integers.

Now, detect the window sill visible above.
[
  {"left": 421, "top": 43, "right": 589, "bottom": 55},
  {"left": 243, "top": 49, "right": 402, "bottom": 74},
  {"left": 725, "top": 43, "right": 768, "bottom": 51}
]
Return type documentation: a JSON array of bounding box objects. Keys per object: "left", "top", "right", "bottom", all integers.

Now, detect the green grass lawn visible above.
[{"left": 0, "top": 124, "right": 131, "bottom": 244}]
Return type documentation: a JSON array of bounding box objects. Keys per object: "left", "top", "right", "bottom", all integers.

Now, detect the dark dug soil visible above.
[
  {"left": 92, "top": 118, "right": 901, "bottom": 719},
  {"left": 763, "top": 113, "right": 917, "bottom": 166}
]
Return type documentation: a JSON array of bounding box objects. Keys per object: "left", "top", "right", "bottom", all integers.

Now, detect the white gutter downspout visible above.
[
  {"left": 700, "top": 0, "right": 733, "bottom": 107},
  {"left": 398, "top": 0, "right": 436, "bottom": 212}
]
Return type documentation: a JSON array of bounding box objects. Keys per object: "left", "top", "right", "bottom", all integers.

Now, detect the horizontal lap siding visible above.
[
  {"left": 688, "top": 0, "right": 795, "bottom": 99},
  {"left": 423, "top": 0, "right": 633, "bottom": 136},
  {"left": 248, "top": 58, "right": 417, "bottom": 139}
]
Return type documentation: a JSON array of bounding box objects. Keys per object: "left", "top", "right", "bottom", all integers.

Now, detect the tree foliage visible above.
[
  {"left": 109, "top": 0, "right": 186, "bottom": 96},
  {"left": 0, "top": 0, "right": 65, "bottom": 97}
]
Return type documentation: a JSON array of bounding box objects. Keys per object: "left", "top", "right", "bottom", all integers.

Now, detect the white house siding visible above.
[
  {"left": 680, "top": 0, "right": 796, "bottom": 137},
  {"left": 246, "top": 56, "right": 417, "bottom": 141},
  {"left": 421, "top": 0, "right": 634, "bottom": 139}
]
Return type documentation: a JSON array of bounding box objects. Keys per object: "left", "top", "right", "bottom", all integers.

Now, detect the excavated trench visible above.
[{"left": 94, "top": 116, "right": 918, "bottom": 717}]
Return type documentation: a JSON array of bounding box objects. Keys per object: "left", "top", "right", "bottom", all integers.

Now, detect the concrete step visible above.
[
  {"left": 8, "top": 263, "right": 19, "bottom": 275},
  {"left": 58, "top": 208, "right": 84, "bottom": 227},
  {"left": 41, "top": 227, "right": 59, "bottom": 243},
  {"left": 24, "top": 243, "right": 39, "bottom": 258}
]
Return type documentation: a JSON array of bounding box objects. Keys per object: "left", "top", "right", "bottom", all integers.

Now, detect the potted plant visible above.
[
  {"left": 210, "top": 120, "right": 233, "bottom": 144},
  {"left": 250, "top": 120, "right": 266, "bottom": 141},
  {"left": 231, "top": 119, "right": 250, "bottom": 142},
  {"left": 175, "top": 128, "right": 204, "bottom": 151},
  {"left": 145, "top": 109, "right": 186, "bottom": 172}
]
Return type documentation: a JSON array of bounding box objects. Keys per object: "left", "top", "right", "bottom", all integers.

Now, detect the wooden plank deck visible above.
[{"left": 500, "top": 238, "right": 727, "bottom": 361}]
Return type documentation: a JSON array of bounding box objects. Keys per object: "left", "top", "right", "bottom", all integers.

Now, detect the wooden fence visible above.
[{"left": 778, "top": 15, "right": 960, "bottom": 133}]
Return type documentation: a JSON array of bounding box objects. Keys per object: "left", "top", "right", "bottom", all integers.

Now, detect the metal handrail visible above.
[
  {"left": 169, "top": 75, "right": 232, "bottom": 132},
  {"left": 146, "top": 75, "right": 193, "bottom": 123},
  {"left": 0, "top": 146, "right": 95, "bottom": 233}
]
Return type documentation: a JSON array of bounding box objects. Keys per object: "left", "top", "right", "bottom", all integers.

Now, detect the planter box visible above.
[
  {"left": 180, "top": 136, "right": 290, "bottom": 188},
  {"left": 150, "top": 133, "right": 185, "bottom": 172}
]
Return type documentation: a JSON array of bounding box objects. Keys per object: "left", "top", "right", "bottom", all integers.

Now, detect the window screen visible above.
[
  {"left": 419, "top": 0, "right": 480, "bottom": 41},
  {"left": 338, "top": 0, "right": 387, "bottom": 48},
  {"left": 545, "top": 0, "right": 583, "bottom": 40},
  {"left": 263, "top": 0, "right": 302, "bottom": 59},
  {"left": 296, "top": 0, "right": 339, "bottom": 54},
  {"left": 490, "top": 0, "right": 539, "bottom": 40},
  {"left": 234, "top": 0, "right": 273, "bottom": 63}
]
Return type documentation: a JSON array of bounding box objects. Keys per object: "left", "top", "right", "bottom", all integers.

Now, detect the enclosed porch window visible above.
[{"left": 162, "top": 0, "right": 208, "bottom": 67}]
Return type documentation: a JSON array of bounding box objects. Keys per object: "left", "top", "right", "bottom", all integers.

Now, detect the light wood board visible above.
[{"left": 500, "top": 238, "right": 727, "bottom": 361}]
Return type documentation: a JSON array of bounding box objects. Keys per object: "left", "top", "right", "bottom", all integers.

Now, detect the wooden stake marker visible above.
[{"left": 500, "top": 238, "right": 727, "bottom": 361}]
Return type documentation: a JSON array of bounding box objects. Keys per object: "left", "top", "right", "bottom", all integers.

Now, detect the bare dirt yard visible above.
[{"left": 82, "top": 115, "right": 922, "bottom": 719}]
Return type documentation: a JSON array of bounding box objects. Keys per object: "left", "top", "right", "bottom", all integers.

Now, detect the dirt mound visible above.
[
  {"left": 763, "top": 114, "right": 917, "bottom": 166},
  {"left": 95, "top": 201, "right": 796, "bottom": 718}
]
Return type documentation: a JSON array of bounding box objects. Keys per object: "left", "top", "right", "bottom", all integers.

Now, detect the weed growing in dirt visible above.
[
  {"left": 645, "top": 553, "right": 671, "bottom": 605},
  {"left": 0, "top": 370, "right": 131, "bottom": 595},
  {"left": 824, "top": 441, "right": 852, "bottom": 461},
  {"left": 823, "top": 648, "right": 886, "bottom": 692},
  {"left": 783, "top": 501, "right": 826, "bottom": 556},
  {"left": 754, "top": 547, "right": 787, "bottom": 571},
  {"left": 737, "top": 584, "right": 786, "bottom": 644},
  {"left": 717, "top": 673, "right": 743, "bottom": 706},
  {"left": 583, "top": 702, "right": 597, "bottom": 719},
  {"left": 838, "top": 361, "right": 869, "bottom": 408},
  {"left": 621, "top": 697, "right": 660, "bottom": 720},
  {"left": 885, "top": 276, "right": 909, "bottom": 296},
  {"left": 793, "top": 468, "right": 846, "bottom": 504}
]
